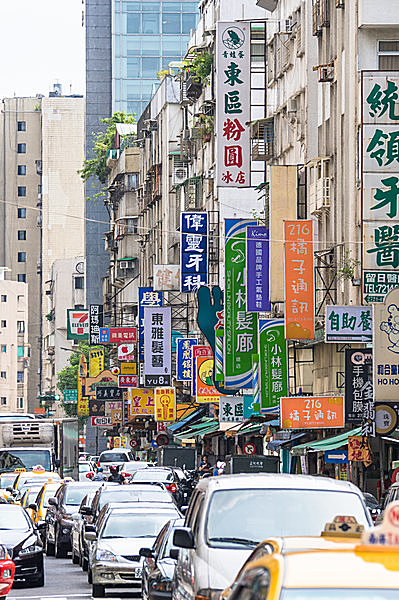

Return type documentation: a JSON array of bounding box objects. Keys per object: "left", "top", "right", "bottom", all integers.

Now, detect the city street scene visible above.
[{"left": 2, "top": 0, "right": 399, "bottom": 598}]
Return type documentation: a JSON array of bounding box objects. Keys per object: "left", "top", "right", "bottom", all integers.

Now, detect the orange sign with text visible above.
[
  {"left": 284, "top": 220, "right": 315, "bottom": 340},
  {"left": 155, "top": 388, "right": 176, "bottom": 422},
  {"left": 348, "top": 436, "right": 372, "bottom": 466},
  {"left": 280, "top": 396, "right": 344, "bottom": 429}
]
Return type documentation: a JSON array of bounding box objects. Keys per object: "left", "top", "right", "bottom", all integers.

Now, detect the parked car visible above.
[
  {"left": 131, "top": 468, "right": 185, "bottom": 507},
  {"left": 172, "top": 474, "right": 373, "bottom": 600},
  {"left": 44, "top": 481, "right": 103, "bottom": 558},
  {"left": 0, "top": 503, "right": 44, "bottom": 587},
  {"left": 0, "top": 543, "right": 14, "bottom": 597},
  {"left": 363, "top": 492, "right": 381, "bottom": 522},
  {"left": 86, "top": 503, "right": 181, "bottom": 597},
  {"left": 78, "top": 461, "right": 96, "bottom": 482},
  {"left": 71, "top": 490, "right": 99, "bottom": 568},
  {"left": 98, "top": 449, "right": 134, "bottom": 475},
  {"left": 141, "top": 517, "right": 184, "bottom": 600}
]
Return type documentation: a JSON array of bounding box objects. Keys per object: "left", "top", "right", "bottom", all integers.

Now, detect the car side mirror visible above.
[
  {"left": 173, "top": 527, "right": 195, "bottom": 549},
  {"left": 180, "top": 505, "right": 188, "bottom": 515},
  {"left": 6, "top": 487, "right": 13, "bottom": 493},
  {"left": 48, "top": 497, "right": 58, "bottom": 507},
  {"left": 37, "top": 521, "right": 46, "bottom": 530},
  {"left": 139, "top": 547, "right": 154, "bottom": 558},
  {"left": 169, "top": 548, "right": 179, "bottom": 560},
  {"left": 84, "top": 531, "right": 96, "bottom": 541},
  {"left": 29, "top": 503, "right": 38, "bottom": 511},
  {"left": 80, "top": 506, "right": 92, "bottom": 516}
]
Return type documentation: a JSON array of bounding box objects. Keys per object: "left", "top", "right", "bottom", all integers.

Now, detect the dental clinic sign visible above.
[
  {"left": 373, "top": 287, "right": 399, "bottom": 402},
  {"left": 216, "top": 22, "right": 250, "bottom": 188}
]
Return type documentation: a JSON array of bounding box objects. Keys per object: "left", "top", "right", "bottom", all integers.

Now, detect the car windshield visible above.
[
  {"left": 281, "top": 590, "right": 399, "bottom": 599},
  {"left": 99, "top": 488, "right": 170, "bottom": 509},
  {"left": 79, "top": 464, "right": 92, "bottom": 473},
  {"left": 132, "top": 470, "right": 172, "bottom": 482},
  {"left": 65, "top": 487, "right": 94, "bottom": 506},
  {"left": 101, "top": 512, "right": 177, "bottom": 539},
  {"left": 0, "top": 474, "right": 17, "bottom": 488},
  {"left": 0, "top": 449, "right": 51, "bottom": 472},
  {"left": 206, "top": 489, "right": 370, "bottom": 548},
  {"left": 26, "top": 489, "right": 41, "bottom": 505},
  {"left": 0, "top": 506, "right": 31, "bottom": 530},
  {"left": 100, "top": 452, "right": 129, "bottom": 462}
]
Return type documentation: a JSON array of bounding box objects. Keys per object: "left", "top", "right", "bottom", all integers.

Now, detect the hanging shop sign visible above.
[
  {"left": 95, "top": 387, "right": 124, "bottom": 400},
  {"left": 243, "top": 394, "right": 260, "bottom": 419},
  {"left": 373, "top": 287, "right": 399, "bottom": 401},
  {"left": 118, "top": 375, "right": 138, "bottom": 387},
  {"left": 99, "top": 327, "right": 137, "bottom": 343},
  {"left": 345, "top": 349, "right": 373, "bottom": 424},
  {"left": 77, "top": 354, "right": 88, "bottom": 416},
  {"left": 258, "top": 319, "right": 288, "bottom": 412},
  {"left": 67, "top": 309, "right": 89, "bottom": 341},
  {"left": 91, "top": 416, "right": 112, "bottom": 427},
  {"left": 138, "top": 288, "right": 163, "bottom": 361},
  {"left": 219, "top": 397, "right": 244, "bottom": 422},
  {"left": 363, "top": 271, "right": 399, "bottom": 304},
  {"left": 325, "top": 306, "right": 372, "bottom": 343},
  {"left": 155, "top": 388, "right": 176, "bottom": 422},
  {"left": 176, "top": 338, "right": 197, "bottom": 382},
  {"left": 89, "top": 304, "right": 104, "bottom": 345},
  {"left": 284, "top": 220, "right": 315, "bottom": 340},
  {"left": 180, "top": 212, "right": 208, "bottom": 293},
  {"left": 280, "top": 396, "right": 345, "bottom": 429},
  {"left": 224, "top": 219, "right": 258, "bottom": 389},
  {"left": 348, "top": 436, "right": 372, "bottom": 466},
  {"left": 128, "top": 388, "right": 155, "bottom": 418},
  {"left": 375, "top": 403, "right": 399, "bottom": 436},
  {"left": 143, "top": 306, "right": 171, "bottom": 387},
  {"left": 153, "top": 265, "right": 180, "bottom": 291},
  {"left": 89, "top": 400, "right": 105, "bottom": 416},
  {"left": 216, "top": 21, "right": 250, "bottom": 187},
  {"left": 89, "top": 348, "right": 104, "bottom": 378},
  {"left": 246, "top": 226, "right": 270, "bottom": 312},
  {"left": 118, "top": 344, "right": 135, "bottom": 361},
  {"left": 119, "top": 362, "right": 137, "bottom": 375},
  {"left": 194, "top": 346, "right": 220, "bottom": 404}
]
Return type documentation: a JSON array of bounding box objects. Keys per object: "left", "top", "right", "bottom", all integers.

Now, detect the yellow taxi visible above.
[
  {"left": 30, "top": 481, "right": 62, "bottom": 526},
  {"left": 20, "top": 486, "right": 43, "bottom": 519},
  {"left": 222, "top": 506, "right": 399, "bottom": 599},
  {"left": 12, "top": 465, "right": 60, "bottom": 495}
]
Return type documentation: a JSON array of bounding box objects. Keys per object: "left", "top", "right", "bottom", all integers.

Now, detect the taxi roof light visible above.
[
  {"left": 322, "top": 515, "right": 364, "bottom": 538},
  {"left": 361, "top": 501, "right": 399, "bottom": 548}
]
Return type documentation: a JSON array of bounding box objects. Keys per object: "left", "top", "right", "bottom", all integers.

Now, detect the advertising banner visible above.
[
  {"left": 325, "top": 306, "right": 373, "bottom": 343},
  {"left": 176, "top": 338, "right": 197, "bottom": 381},
  {"left": 216, "top": 21, "right": 250, "bottom": 187},
  {"left": 363, "top": 271, "right": 399, "bottom": 304},
  {"left": 194, "top": 347, "right": 220, "bottom": 404},
  {"left": 89, "top": 348, "right": 104, "bottom": 378},
  {"left": 99, "top": 327, "right": 137, "bottom": 344},
  {"left": 258, "top": 319, "right": 288, "bottom": 411},
  {"left": 224, "top": 219, "right": 258, "bottom": 389},
  {"left": 95, "top": 387, "right": 124, "bottom": 400},
  {"left": 180, "top": 212, "right": 208, "bottom": 293},
  {"left": 153, "top": 265, "right": 180, "bottom": 291},
  {"left": 77, "top": 354, "right": 88, "bottom": 415},
  {"left": 345, "top": 349, "right": 373, "bottom": 424},
  {"left": 284, "top": 220, "right": 315, "bottom": 340},
  {"left": 280, "top": 396, "right": 345, "bottom": 429},
  {"left": 246, "top": 226, "right": 270, "bottom": 312},
  {"left": 155, "top": 388, "right": 176, "bottom": 422},
  {"left": 144, "top": 306, "right": 171, "bottom": 381},
  {"left": 138, "top": 288, "right": 163, "bottom": 361},
  {"left": 89, "top": 304, "right": 104, "bottom": 345},
  {"left": 373, "top": 287, "right": 399, "bottom": 401},
  {"left": 67, "top": 309, "right": 89, "bottom": 340},
  {"left": 219, "top": 397, "right": 244, "bottom": 422},
  {"left": 128, "top": 388, "right": 155, "bottom": 417},
  {"left": 120, "top": 362, "right": 137, "bottom": 375}
]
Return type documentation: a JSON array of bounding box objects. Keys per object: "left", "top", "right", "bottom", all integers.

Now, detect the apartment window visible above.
[
  {"left": 17, "top": 346, "right": 24, "bottom": 358},
  {"left": 1, "top": 346, "right": 6, "bottom": 353},
  {"left": 17, "top": 397, "right": 24, "bottom": 409},
  {"left": 378, "top": 41, "right": 399, "bottom": 69},
  {"left": 17, "top": 321, "right": 25, "bottom": 334},
  {"left": 0, "top": 372, "right": 6, "bottom": 379},
  {"left": 38, "top": 184, "right": 42, "bottom": 194},
  {"left": 18, "top": 252, "right": 26, "bottom": 263},
  {"left": 18, "top": 230, "right": 26, "bottom": 241},
  {"left": 17, "top": 208, "right": 26, "bottom": 218},
  {"left": 74, "top": 304, "right": 84, "bottom": 309},
  {"left": 17, "top": 144, "right": 26, "bottom": 153},
  {"left": 74, "top": 277, "right": 84, "bottom": 289},
  {"left": 1, "top": 398, "right": 6, "bottom": 406},
  {"left": 17, "top": 187, "right": 26, "bottom": 197},
  {"left": 17, "top": 121, "right": 26, "bottom": 131},
  {"left": 17, "top": 371, "right": 24, "bottom": 383},
  {"left": 17, "top": 274, "right": 26, "bottom": 283},
  {"left": 1, "top": 321, "right": 6, "bottom": 328},
  {"left": 128, "top": 173, "right": 139, "bottom": 189},
  {"left": 1, "top": 295, "right": 6, "bottom": 302},
  {"left": 18, "top": 165, "right": 26, "bottom": 176}
]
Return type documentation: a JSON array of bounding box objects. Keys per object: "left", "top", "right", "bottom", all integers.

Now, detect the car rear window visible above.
[
  {"left": 100, "top": 452, "right": 129, "bottom": 462},
  {"left": 132, "top": 470, "right": 173, "bottom": 482}
]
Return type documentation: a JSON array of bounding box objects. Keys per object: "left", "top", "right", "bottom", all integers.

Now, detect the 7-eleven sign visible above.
[{"left": 67, "top": 309, "right": 89, "bottom": 340}]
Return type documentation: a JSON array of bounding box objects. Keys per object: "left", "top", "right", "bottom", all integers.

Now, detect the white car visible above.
[
  {"left": 172, "top": 474, "right": 373, "bottom": 600},
  {"left": 98, "top": 449, "right": 134, "bottom": 475},
  {"left": 78, "top": 461, "right": 95, "bottom": 482}
]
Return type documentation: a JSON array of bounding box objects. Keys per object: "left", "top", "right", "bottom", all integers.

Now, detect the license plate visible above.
[{"left": 134, "top": 568, "right": 142, "bottom": 578}]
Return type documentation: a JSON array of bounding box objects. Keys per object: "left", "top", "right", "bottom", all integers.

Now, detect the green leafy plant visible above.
[
  {"left": 157, "top": 69, "right": 170, "bottom": 80},
  {"left": 338, "top": 249, "right": 360, "bottom": 281},
  {"left": 183, "top": 51, "right": 213, "bottom": 84},
  {"left": 193, "top": 113, "right": 214, "bottom": 138}
]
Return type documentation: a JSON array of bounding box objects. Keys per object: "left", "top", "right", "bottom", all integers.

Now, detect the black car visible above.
[
  {"left": 141, "top": 517, "right": 184, "bottom": 600},
  {"left": 0, "top": 503, "right": 44, "bottom": 586},
  {"left": 44, "top": 481, "right": 102, "bottom": 558},
  {"left": 130, "top": 468, "right": 185, "bottom": 507}
]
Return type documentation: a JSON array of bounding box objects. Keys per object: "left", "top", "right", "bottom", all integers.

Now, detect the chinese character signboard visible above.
[
  {"left": 180, "top": 212, "right": 208, "bottom": 293},
  {"left": 77, "top": 354, "right": 88, "bottom": 415},
  {"left": 139, "top": 288, "right": 163, "bottom": 361},
  {"left": 95, "top": 387, "right": 124, "bottom": 400},
  {"left": 363, "top": 271, "right": 399, "bottom": 303},
  {"left": 144, "top": 306, "right": 171, "bottom": 381},
  {"left": 345, "top": 349, "right": 373, "bottom": 424},
  {"left": 193, "top": 345, "right": 220, "bottom": 403},
  {"left": 220, "top": 397, "right": 244, "bottom": 422},
  {"left": 284, "top": 220, "right": 315, "bottom": 340},
  {"left": 63, "top": 389, "right": 77, "bottom": 404},
  {"left": 67, "top": 309, "right": 89, "bottom": 340},
  {"left": 325, "top": 306, "right": 373, "bottom": 343},
  {"left": 280, "top": 396, "right": 345, "bottom": 429},
  {"left": 89, "top": 304, "right": 104, "bottom": 345},
  {"left": 89, "top": 348, "right": 104, "bottom": 378},
  {"left": 153, "top": 265, "right": 180, "bottom": 291},
  {"left": 247, "top": 226, "right": 270, "bottom": 312},
  {"left": 99, "top": 327, "right": 137, "bottom": 343},
  {"left": 216, "top": 22, "right": 250, "bottom": 187},
  {"left": 224, "top": 219, "right": 258, "bottom": 389},
  {"left": 373, "top": 287, "right": 399, "bottom": 401},
  {"left": 348, "top": 436, "right": 372, "bottom": 466},
  {"left": 128, "top": 388, "right": 155, "bottom": 418},
  {"left": 176, "top": 338, "right": 197, "bottom": 381},
  {"left": 118, "top": 344, "right": 135, "bottom": 361},
  {"left": 155, "top": 388, "right": 176, "bottom": 422},
  {"left": 118, "top": 375, "right": 138, "bottom": 387},
  {"left": 259, "top": 319, "right": 288, "bottom": 411},
  {"left": 362, "top": 72, "right": 399, "bottom": 296}
]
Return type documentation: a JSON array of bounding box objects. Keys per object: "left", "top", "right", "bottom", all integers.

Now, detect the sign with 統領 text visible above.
[
  {"left": 280, "top": 396, "right": 345, "bottom": 429},
  {"left": 325, "top": 306, "right": 373, "bottom": 343},
  {"left": 138, "top": 288, "right": 163, "bottom": 361},
  {"left": 144, "top": 306, "right": 171, "bottom": 380},
  {"left": 246, "top": 226, "right": 270, "bottom": 312},
  {"left": 155, "top": 388, "right": 176, "bottom": 422},
  {"left": 373, "top": 287, "right": 399, "bottom": 401},
  {"left": 216, "top": 22, "right": 250, "bottom": 187},
  {"left": 180, "top": 212, "right": 208, "bottom": 293},
  {"left": 89, "top": 304, "right": 104, "bottom": 345},
  {"left": 176, "top": 338, "right": 197, "bottom": 382},
  {"left": 67, "top": 309, "right": 89, "bottom": 340}
]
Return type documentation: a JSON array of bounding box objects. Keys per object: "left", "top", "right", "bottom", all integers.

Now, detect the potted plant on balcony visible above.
[
  {"left": 194, "top": 114, "right": 214, "bottom": 142},
  {"left": 183, "top": 51, "right": 213, "bottom": 101}
]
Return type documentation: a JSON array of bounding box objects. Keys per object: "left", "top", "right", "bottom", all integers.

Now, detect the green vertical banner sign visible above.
[
  {"left": 259, "top": 319, "right": 288, "bottom": 411},
  {"left": 224, "top": 219, "right": 258, "bottom": 389}
]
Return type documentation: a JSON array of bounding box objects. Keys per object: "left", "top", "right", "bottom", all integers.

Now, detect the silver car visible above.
[{"left": 86, "top": 503, "right": 181, "bottom": 597}]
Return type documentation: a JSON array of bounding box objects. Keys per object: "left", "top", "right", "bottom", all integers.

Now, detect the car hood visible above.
[
  {"left": 98, "top": 536, "right": 157, "bottom": 557},
  {"left": 208, "top": 547, "right": 252, "bottom": 590},
  {"left": 0, "top": 530, "right": 37, "bottom": 555}
]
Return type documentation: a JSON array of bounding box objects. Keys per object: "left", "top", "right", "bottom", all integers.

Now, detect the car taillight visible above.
[
  {"left": 167, "top": 483, "right": 177, "bottom": 492},
  {"left": 86, "top": 472, "right": 94, "bottom": 479},
  {"left": 121, "top": 472, "right": 131, "bottom": 478}
]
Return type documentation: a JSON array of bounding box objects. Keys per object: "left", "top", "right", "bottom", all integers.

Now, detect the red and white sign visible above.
[
  {"left": 156, "top": 434, "right": 169, "bottom": 447},
  {"left": 243, "top": 442, "right": 256, "bottom": 455},
  {"left": 130, "top": 439, "right": 138, "bottom": 448},
  {"left": 91, "top": 416, "right": 112, "bottom": 427},
  {"left": 157, "top": 422, "right": 171, "bottom": 433},
  {"left": 118, "top": 344, "right": 135, "bottom": 361},
  {"left": 101, "top": 327, "right": 137, "bottom": 343},
  {"left": 118, "top": 375, "right": 138, "bottom": 387}
]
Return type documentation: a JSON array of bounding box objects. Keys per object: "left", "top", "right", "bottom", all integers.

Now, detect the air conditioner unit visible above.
[
  {"left": 172, "top": 160, "right": 188, "bottom": 185},
  {"left": 318, "top": 65, "right": 334, "bottom": 83},
  {"left": 120, "top": 260, "right": 134, "bottom": 270}
]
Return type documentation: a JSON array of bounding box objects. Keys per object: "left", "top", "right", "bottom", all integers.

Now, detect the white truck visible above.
[{"left": 0, "top": 418, "right": 79, "bottom": 479}]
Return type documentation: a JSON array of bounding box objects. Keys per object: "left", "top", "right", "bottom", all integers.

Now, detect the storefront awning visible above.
[
  {"left": 291, "top": 427, "right": 363, "bottom": 456},
  {"left": 173, "top": 418, "right": 219, "bottom": 441},
  {"left": 267, "top": 432, "right": 306, "bottom": 452},
  {"left": 166, "top": 408, "right": 205, "bottom": 433}
]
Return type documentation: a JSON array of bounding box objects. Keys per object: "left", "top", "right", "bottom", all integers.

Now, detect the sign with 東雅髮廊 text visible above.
[
  {"left": 216, "top": 22, "right": 250, "bottom": 188},
  {"left": 246, "top": 226, "right": 270, "bottom": 312},
  {"left": 143, "top": 306, "right": 171, "bottom": 379},
  {"left": 176, "top": 338, "right": 197, "bottom": 382},
  {"left": 180, "top": 212, "right": 208, "bottom": 293},
  {"left": 325, "top": 306, "right": 373, "bottom": 343},
  {"left": 138, "top": 287, "right": 163, "bottom": 361}
]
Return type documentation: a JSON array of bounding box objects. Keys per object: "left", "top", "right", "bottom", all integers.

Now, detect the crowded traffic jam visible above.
[{"left": 0, "top": 458, "right": 398, "bottom": 599}]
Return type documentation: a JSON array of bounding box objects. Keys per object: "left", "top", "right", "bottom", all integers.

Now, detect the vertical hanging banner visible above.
[
  {"left": 224, "top": 219, "right": 258, "bottom": 389},
  {"left": 144, "top": 306, "right": 171, "bottom": 387},
  {"left": 176, "top": 338, "right": 197, "bottom": 381},
  {"left": 284, "top": 220, "right": 315, "bottom": 340},
  {"left": 138, "top": 288, "right": 163, "bottom": 361},
  {"left": 373, "top": 287, "right": 399, "bottom": 401},
  {"left": 89, "top": 348, "right": 104, "bottom": 378},
  {"left": 77, "top": 354, "right": 88, "bottom": 416},
  {"left": 180, "top": 212, "right": 208, "bottom": 293},
  {"left": 246, "top": 226, "right": 270, "bottom": 312},
  {"left": 259, "top": 319, "right": 288, "bottom": 411},
  {"left": 216, "top": 21, "right": 250, "bottom": 187},
  {"left": 155, "top": 388, "right": 176, "bottom": 422},
  {"left": 89, "top": 304, "right": 104, "bottom": 345},
  {"left": 345, "top": 349, "right": 373, "bottom": 424},
  {"left": 193, "top": 345, "right": 220, "bottom": 403}
]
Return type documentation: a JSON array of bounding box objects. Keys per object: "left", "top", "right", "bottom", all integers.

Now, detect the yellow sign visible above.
[
  {"left": 155, "top": 388, "right": 176, "bottom": 422},
  {"left": 113, "top": 437, "right": 121, "bottom": 448},
  {"left": 89, "top": 348, "right": 104, "bottom": 378},
  {"left": 121, "top": 436, "right": 127, "bottom": 448},
  {"left": 120, "top": 362, "right": 137, "bottom": 375},
  {"left": 78, "top": 396, "right": 89, "bottom": 417},
  {"left": 77, "top": 354, "right": 88, "bottom": 415},
  {"left": 111, "top": 409, "right": 123, "bottom": 424},
  {"left": 128, "top": 388, "right": 154, "bottom": 417}
]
